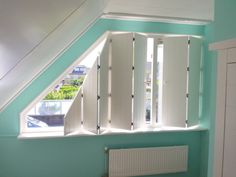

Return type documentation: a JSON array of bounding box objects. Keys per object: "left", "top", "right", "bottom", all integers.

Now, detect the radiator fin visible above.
[{"left": 108, "top": 146, "right": 188, "bottom": 177}]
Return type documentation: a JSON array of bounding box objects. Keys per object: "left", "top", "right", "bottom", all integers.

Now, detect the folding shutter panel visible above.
[
  {"left": 162, "top": 37, "right": 188, "bottom": 127},
  {"left": 133, "top": 34, "right": 147, "bottom": 129},
  {"left": 83, "top": 59, "right": 98, "bottom": 134},
  {"left": 64, "top": 89, "right": 82, "bottom": 135},
  {"left": 110, "top": 33, "right": 133, "bottom": 130},
  {"left": 99, "top": 38, "right": 110, "bottom": 130},
  {"left": 187, "top": 37, "right": 202, "bottom": 127}
]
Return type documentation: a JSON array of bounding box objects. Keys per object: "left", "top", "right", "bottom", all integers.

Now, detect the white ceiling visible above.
[
  {"left": 0, "top": 0, "right": 214, "bottom": 111},
  {"left": 0, "top": 0, "right": 86, "bottom": 79}
]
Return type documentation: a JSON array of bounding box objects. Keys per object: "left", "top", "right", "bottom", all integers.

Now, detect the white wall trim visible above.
[
  {"left": 213, "top": 50, "right": 227, "bottom": 177},
  {"left": 210, "top": 38, "right": 236, "bottom": 177},
  {"left": 101, "top": 13, "right": 209, "bottom": 25},
  {"left": 209, "top": 38, "right": 236, "bottom": 51},
  {"left": 103, "top": 0, "right": 214, "bottom": 22}
]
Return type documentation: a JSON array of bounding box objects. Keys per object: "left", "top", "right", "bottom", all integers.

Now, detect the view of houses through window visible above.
[
  {"left": 26, "top": 65, "right": 86, "bottom": 129},
  {"left": 21, "top": 33, "right": 202, "bottom": 136},
  {"left": 25, "top": 36, "right": 164, "bottom": 130},
  {"left": 25, "top": 40, "right": 105, "bottom": 130},
  {"left": 24, "top": 33, "right": 189, "bottom": 134}
]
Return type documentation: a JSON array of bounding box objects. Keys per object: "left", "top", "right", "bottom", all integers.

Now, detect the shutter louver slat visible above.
[
  {"left": 83, "top": 59, "right": 98, "bottom": 134},
  {"left": 110, "top": 33, "right": 133, "bottom": 130},
  {"left": 162, "top": 37, "right": 188, "bottom": 127},
  {"left": 187, "top": 37, "right": 202, "bottom": 127},
  {"left": 99, "top": 39, "right": 110, "bottom": 131},
  {"left": 64, "top": 89, "right": 82, "bottom": 135},
  {"left": 133, "top": 34, "right": 147, "bottom": 129}
]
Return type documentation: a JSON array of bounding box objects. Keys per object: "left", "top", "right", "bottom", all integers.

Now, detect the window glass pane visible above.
[
  {"left": 145, "top": 38, "right": 153, "bottom": 122},
  {"left": 25, "top": 40, "right": 105, "bottom": 131},
  {"left": 156, "top": 44, "right": 164, "bottom": 123},
  {"left": 26, "top": 68, "right": 85, "bottom": 129}
]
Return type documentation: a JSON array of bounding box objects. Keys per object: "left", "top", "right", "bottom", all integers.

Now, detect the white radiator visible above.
[{"left": 108, "top": 145, "right": 188, "bottom": 177}]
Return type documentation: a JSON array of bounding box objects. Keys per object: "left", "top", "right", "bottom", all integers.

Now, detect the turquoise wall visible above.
[
  {"left": 0, "top": 19, "right": 206, "bottom": 177},
  {"left": 0, "top": 132, "right": 201, "bottom": 177},
  {"left": 207, "top": 0, "right": 236, "bottom": 43},
  {"left": 204, "top": 0, "right": 236, "bottom": 177}
]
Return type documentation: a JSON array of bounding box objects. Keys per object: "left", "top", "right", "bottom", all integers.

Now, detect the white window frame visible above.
[
  {"left": 209, "top": 38, "right": 236, "bottom": 177},
  {"left": 19, "top": 31, "right": 204, "bottom": 139},
  {"left": 19, "top": 32, "right": 110, "bottom": 136}
]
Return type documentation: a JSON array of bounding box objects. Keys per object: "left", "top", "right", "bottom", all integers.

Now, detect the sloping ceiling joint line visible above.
[{"left": 0, "top": 0, "right": 87, "bottom": 81}]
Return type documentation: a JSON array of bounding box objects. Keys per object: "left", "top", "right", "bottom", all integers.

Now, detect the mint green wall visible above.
[
  {"left": 0, "top": 19, "right": 206, "bottom": 177},
  {"left": 0, "top": 132, "right": 201, "bottom": 177},
  {"left": 207, "top": 0, "right": 236, "bottom": 43},
  {"left": 204, "top": 0, "right": 236, "bottom": 177}
]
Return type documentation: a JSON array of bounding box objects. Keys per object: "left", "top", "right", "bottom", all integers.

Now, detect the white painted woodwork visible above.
[
  {"left": 83, "top": 59, "right": 98, "bottom": 133},
  {"left": 222, "top": 63, "right": 236, "bottom": 177},
  {"left": 133, "top": 34, "right": 147, "bottom": 129},
  {"left": 210, "top": 39, "right": 236, "bottom": 177},
  {"left": 228, "top": 48, "right": 236, "bottom": 63},
  {"left": 209, "top": 38, "right": 236, "bottom": 51},
  {"left": 187, "top": 37, "right": 202, "bottom": 127},
  {"left": 213, "top": 50, "right": 227, "bottom": 177},
  {"left": 104, "top": 0, "right": 214, "bottom": 22},
  {"left": 0, "top": 0, "right": 106, "bottom": 112},
  {"left": 110, "top": 33, "right": 133, "bottom": 130},
  {"left": 162, "top": 37, "right": 188, "bottom": 127},
  {"left": 64, "top": 89, "right": 82, "bottom": 135},
  {"left": 99, "top": 39, "right": 110, "bottom": 129}
]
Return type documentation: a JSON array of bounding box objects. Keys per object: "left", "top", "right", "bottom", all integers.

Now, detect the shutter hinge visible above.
[
  {"left": 132, "top": 66, "right": 135, "bottom": 70},
  {"left": 188, "top": 39, "right": 190, "bottom": 45},
  {"left": 185, "top": 120, "right": 188, "bottom": 124},
  {"left": 187, "top": 67, "right": 190, "bottom": 71},
  {"left": 97, "top": 125, "right": 100, "bottom": 130},
  {"left": 133, "top": 37, "right": 135, "bottom": 41},
  {"left": 186, "top": 93, "right": 189, "bottom": 98},
  {"left": 97, "top": 65, "right": 100, "bottom": 70},
  {"left": 132, "top": 94, "right": 134, "bottom": 98},
  {"left": 97, "top": 95, "right": 100, "bottom": 100}
]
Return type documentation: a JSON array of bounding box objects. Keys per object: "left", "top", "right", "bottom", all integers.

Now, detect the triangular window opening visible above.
[{"left": 23, "top": 39, "right": 106, "bottom": 132}]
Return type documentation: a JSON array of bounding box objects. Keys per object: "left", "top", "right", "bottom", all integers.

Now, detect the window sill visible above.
[
  {"left": 18, "top": 126, "right": 208, "bottom": 139},
  {"left": 18, "top": 132, "right": 64, "bottom": 139},
  {"left": 100, "top": 125, "right": 207, "bottom": 135}
]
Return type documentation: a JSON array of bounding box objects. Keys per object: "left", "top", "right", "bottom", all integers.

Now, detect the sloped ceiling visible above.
[
  {"left": 0, "top": 0, "right": 85, "bottom": 79},
  {"left": 0, "top": 0, "right": 213, "bottom": 111}
]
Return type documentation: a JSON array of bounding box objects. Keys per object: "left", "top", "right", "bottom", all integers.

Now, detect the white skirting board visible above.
[{"left": 108, "top": 145, "right": 188, "bottom": 177}]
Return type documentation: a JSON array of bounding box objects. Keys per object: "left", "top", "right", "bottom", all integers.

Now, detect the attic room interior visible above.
[{"left": 1, "top": 0, "right": 236, "bottom": 177}]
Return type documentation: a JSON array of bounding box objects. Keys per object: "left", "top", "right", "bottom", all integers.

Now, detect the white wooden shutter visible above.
[
  {"left": 110, "top": 33, "right": 133, "bottom": 130},
  {"left": 133, "top": 33, "right": 147, "bottom": 129},
  {"left": 64, "top": 89, "right": 82, "bottom": 135},
  {"left": 99, "top": 38, "right": 110, "bottom": 130},
  {"left": 83, "top": 59, "right": 98, "bottom": 134},
  {"left": 162, "top": 37, "right": 188, "bottom": 127},
  {"left": 187, "top": 37, "right": 202, "bottom": 127}
]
